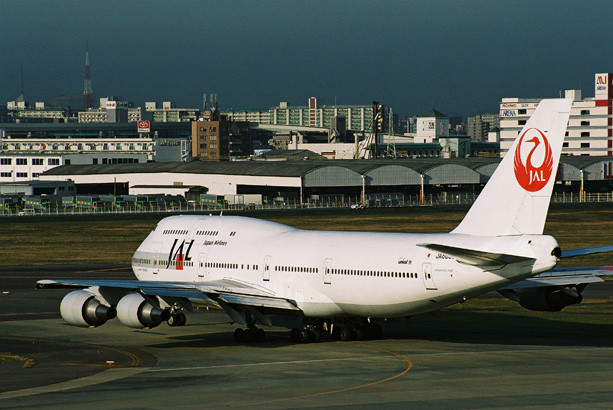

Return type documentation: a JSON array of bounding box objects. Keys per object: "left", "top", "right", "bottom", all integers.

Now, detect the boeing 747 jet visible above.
[{"left": 37, "top": 99, "right": 613, "bottom": 343}]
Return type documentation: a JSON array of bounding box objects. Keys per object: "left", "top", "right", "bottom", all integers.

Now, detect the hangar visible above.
[{"left": 39, "top": 156, "right": 613, "bottom": 199}]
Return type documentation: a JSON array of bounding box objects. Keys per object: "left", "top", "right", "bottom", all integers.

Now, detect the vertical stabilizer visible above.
[{"left": 452, "top": 99, "right": 572, "bottom": 236}]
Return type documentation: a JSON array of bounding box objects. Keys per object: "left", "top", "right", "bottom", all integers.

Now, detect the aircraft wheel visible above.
[
  {"left": 354, "top": 326, "right": 364, "bottom": 341},
  {"left": 234, "top": 328, "right": 245, "bottom": 343},
  {"left": 300, "top": 329, "right": 315, "bottom": 343},
  {"left": 176, "top": 312, "right": 186, "bottom": 326},
  {"left": 167, "top": 312, "right": 179, "bottom": 327},
  {"left": 244, "top": 328, "right": 257, "bottom": 343},
  {"left": 340, "top": 326, "right": 355, "bottom": 341},
  {"left": 313, "top": 329, "right": 323, "bottom": 343},
  {"left": 331, "top": 326, "right": 342, "bottom": 341},
  {"left": 290, "top": 328, "right": 301, "bottom": 343},
  {"left": 371, "top": 323, "right": 383, "bottom": 340},
  {"left": 255, "top": 328, "right": 266, "bottom": 343}
]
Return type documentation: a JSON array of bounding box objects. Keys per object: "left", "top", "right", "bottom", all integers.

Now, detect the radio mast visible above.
[{"left": 83, "top": 42, "right": 94, "bottom": 110}]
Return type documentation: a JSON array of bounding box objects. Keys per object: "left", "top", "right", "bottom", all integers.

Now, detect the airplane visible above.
[{"left": 37, "top": 98, "right": 613, "bottom": 343}]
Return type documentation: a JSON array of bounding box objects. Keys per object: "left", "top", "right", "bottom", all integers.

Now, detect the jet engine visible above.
[
  {"left": 60, "top": 290, "right": 117, "bottom": 327},
  {"left": 499, "top": 285, "right": 584, "bottom": 311},
  {"left": 116, "top": 293, "right": 170, "bottom": 329}
]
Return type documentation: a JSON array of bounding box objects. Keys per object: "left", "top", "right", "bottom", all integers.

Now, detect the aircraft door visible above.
[
  {"left": 422, "top": 263, "right": 437, "bottom": 290},
  {"left": 263, "top": 255, "right": 271, "bottom": 281},
  {"left": 150, "top": 241, "right": 163, "bottom": 275},
  {"left": 197, "top": 251, "right": 208, "bottom": 280},
  {"left": 323, "top": 258, "right": 332, "bottom": 284}
]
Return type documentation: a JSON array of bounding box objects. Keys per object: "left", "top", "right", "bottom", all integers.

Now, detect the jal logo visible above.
[
  {"left": 513, "top": 128, "right": 553, "bottom": 192},
  {"left": 167, "top": 239, "right": 194, "bottom": 270}
]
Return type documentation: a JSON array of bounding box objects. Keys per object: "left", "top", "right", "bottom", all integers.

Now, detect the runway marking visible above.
[
  {"left": 147, "top": 354, "right": 391, "bottom": 373},
  {"left": 403, "top": 345, "right": 613, "bottom": 358},
  {"left": 194, "top": 342, "right": 412, "bottom": 410},
  {"left": 0, "top": 368, "right": 149, "bottom": 400}
]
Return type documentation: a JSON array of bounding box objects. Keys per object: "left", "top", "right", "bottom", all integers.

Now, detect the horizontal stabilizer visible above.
[
  {"left": 560, "top": 245, "right": 613, "bottom": 258},
  {"left": 417, "top": 243, "right": 534, "bottom": 267},
  {"left": 498, "top": 266, "right": 612, "bottom": 290}
]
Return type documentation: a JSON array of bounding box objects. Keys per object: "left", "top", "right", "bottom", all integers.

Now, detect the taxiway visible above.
[{"left": 0, "top": 265, "right": 612, "bottom": 409}]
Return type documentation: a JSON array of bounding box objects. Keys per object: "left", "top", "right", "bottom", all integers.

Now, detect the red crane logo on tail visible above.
[{"left": 513, "top": 128, "right": 553, "bottom": 192}]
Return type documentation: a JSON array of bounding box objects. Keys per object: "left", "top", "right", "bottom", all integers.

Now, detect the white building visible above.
[
  {"left": 0, "top": 151, "right": 148, "bottom": 183},
  {"left": 414, "top": 109, "right": 449, "bottom": 143},
  {"left": 500, "top": 73, "right": 613, "bottom": 157},
  {"left": 0, "top": 135, "right": 153, "bottom": 183}
]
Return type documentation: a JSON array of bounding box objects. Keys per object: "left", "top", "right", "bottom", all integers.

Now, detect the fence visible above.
[{"left": 0, "top": 191, "right": 611, "bottom": 217}]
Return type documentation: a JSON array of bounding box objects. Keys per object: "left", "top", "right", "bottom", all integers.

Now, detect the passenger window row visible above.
[
  {"left": 163, "top": 229, "right": 189, "bottom": 235},
  {"left": 328, "top": 268, "right": 419, "bottom": 279},
  {"left": 196, "top": 230, "right": 219, "bottom": 236},
  {"left": 205, "top": 262, "right": 259, "bottom": 271},
  {"left": 167, "top": 260, "right": 194, "bottom": 267},
  {"left": 275, "top": 266, "right": 318, "bottom": 273}
]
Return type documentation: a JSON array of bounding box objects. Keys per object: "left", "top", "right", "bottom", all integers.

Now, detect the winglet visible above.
[{"left": 452, "top": 99, "right": 572, "bottom": 236}]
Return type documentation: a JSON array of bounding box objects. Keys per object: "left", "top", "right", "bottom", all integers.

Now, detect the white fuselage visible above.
[{"left": 131, "top": 215, "right": 559, "bottom": 319}]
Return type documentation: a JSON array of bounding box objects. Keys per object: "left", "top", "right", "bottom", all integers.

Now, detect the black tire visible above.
[
  {"left": 331, "top": 326, "right": 342, "bottom": 341},
  {"left": 340, "top": 326, "right": 355, "bottom": 341},
  {"left": 234, "top": 328, "right": 245, "bottom": 343},
  {"left": 255, "top": 328, "right": 266, "bottom": 343},
  {"left": 290, "top": 328, "right": 301, "bottom": 342},
  {"left": 354, "top": 326, "right": 364, "bottom": 341},
  {"left": 300, "top": 329, "right": 315, "bottom": 343},
  {"left": 371, "top": 323, "right": 383, "bottom": 340},
  {"left": 176, "top": 312, "right": 186, "bottom": 326},
  {"left": 167, "top": 313, "right": 178, "bottom": 327},
  {"left": 244, "top": 328, "right": 256, "bottom": 343}
]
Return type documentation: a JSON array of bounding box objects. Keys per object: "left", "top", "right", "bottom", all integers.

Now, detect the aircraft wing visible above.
[
  {"left": 36, "top": 279, "right": 300, "bottom": 312},
  {"left": 498, "top": 266, "right": 613, "bottom": 290}
]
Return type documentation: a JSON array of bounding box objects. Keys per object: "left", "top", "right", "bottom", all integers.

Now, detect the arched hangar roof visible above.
[{"left": 44, "top": 158, "right": 500, "bottom": 187}]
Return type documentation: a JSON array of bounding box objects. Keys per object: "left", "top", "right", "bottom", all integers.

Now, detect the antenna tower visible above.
[{"left": 83, "top": 42, "right": 94, "bottom": 110}]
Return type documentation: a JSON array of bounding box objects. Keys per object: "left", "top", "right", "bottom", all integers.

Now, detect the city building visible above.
[
  {"left": 5, "top": 100, "right": 72, "bottom": 123},
  {"left": 78, "top": 97, "right": 141, "bottom": 123},
  {"left": 219, "top": 109, "right": 271, "bottom": 124},
  {"left": 499, "top": 73, "right": 613, "bottom": 157},
  {"left": 191, "top": 118, "right": 251, "bottom": 160},
  {"left": 0, "top": 151, "right": 148, "bottom": 183},
  {"left": 221, "top": 98, "right": 376, "bottom": 132},
  {"left": 467, "top": 113, "right": 499, "bottom": 141},
  {"left": 145, "top": 102, "right": 200, "bottom": 122},
  {"left": 0, "top": 121, "right": 192, "bottom": 182},
  {"left": 414, "top": 109, "right": 449, "bottom": 143}
]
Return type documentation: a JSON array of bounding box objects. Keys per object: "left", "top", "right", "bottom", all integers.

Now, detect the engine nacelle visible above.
[
  {"left": 502, "top": 286, "right": 583, "bottom": 311},
  {"left": 60, "top": 290, "right": 117, "bottom": 327},
  {"left": 116, "top": 293, "right": 170, "bottom": 329}
]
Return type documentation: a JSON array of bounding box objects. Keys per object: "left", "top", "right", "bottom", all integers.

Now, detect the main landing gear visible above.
[
  {"left": 290, "top": 320, "right": 383, "bottom": 343},
  {"left": 167, "top": 305, "right": 187, "bottom": 327},
  {"left": 234, "top": 326, "right": 266, "bottom": 343}
]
